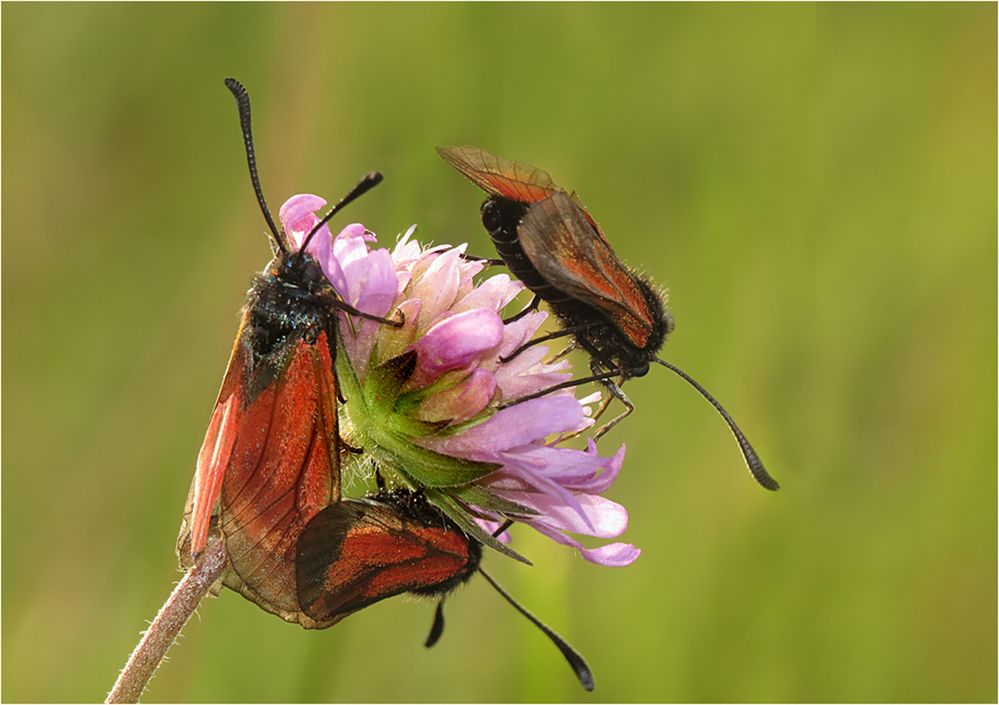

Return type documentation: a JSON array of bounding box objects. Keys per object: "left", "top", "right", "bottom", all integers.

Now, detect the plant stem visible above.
[{"left": 106, "top": 540, "right": 227, "bottom": 703}]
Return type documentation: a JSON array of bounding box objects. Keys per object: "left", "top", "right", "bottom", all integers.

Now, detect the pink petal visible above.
[
  {"left": 415, "top": 368, "right": 497, "bottom": 422},
  {"left": 343, "top": 248, "right": 397, "bottom": 317},
  {"left": 370, "top": 298, "right": 422, "bottom": 367},
  {"left": 339, "top": 249, "right": 399, "bottom": 369},
  {"left": 411, "top": 249, "right": 463, "bottom": 326},
  {"left": 426, "top": 396, "right": 585, "bottom": 456},
  {"left": 413, "top": 309, "right": 503, "bottom": 383},
  {"left": 497, "top": 311, "right": 549, "bottom": 358},
  {"left": 526, "top": 520, "right": 641, "bottom": 567},
  {"left": 562, "top": 442, "right": 627, "bottom": 493},
  {"left": 504, "top": 492, "right": 629, "bottom": 539},
  {"left": 490, "top": 460, "right": 591, "bottom": 531},
  {"left": 279, "top": 194, "right": 327, "bottom": 239},
  {"left": 319, "top": 244, "right": 347, "bottom": 297},
  {"left": 453, "top": 273, "right": 523, "bottom": 316},
  {"left": 454, "top": 246, "right": 485, "bottom": 295},
  {"left": 579, "top": 543, "right": 641, "bottom": 567},
  {"left": 494, "top": 346, "right": 572, "bottom": 399},
  {"left": 392, "top": 225, "right": 423, "bottom": 266},
  {"left": 333, "top": 224, "right": 375, "bottom": 291}
]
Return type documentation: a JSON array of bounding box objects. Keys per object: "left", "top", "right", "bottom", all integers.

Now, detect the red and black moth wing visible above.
[
  {"left": 517, "top": 192, "right": 659, "bottom": 350},
  {"left": 437, "top": 145, "right": 603, "bottom": 235},
  {"left": 436, "top": 145, "right": 561, "bottom": 205},
  {"left": 179, "top": 331, "right": 245, "bottom": 559},
  {"left": 438, "top": 145, "right": 661, "bottom": 352},
  {"left": 221, "top": 331, "right": 340, "bottom": 624},
  {"left": 178, "top": 310, "right": 341, "bottom": 627},
  {"left": 296, "top": 497, "right": 480, "bottom": 629}
]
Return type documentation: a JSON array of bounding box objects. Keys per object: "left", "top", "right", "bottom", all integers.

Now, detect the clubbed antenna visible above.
[
  {"left": 300, "top": 172, "right": 384, "bottom": 253},
  {"left": 479, "top": 568, "right": 595, "bottom": 691},
  {"left": 423, "top": 519, "right": 513, "bottom": 649},
  {"left": 424, "top": 600, "right": 446, "bottom": 648},
  {"left": 654, "top": 358, "right": 779, "bottom": 490},
  {"left": 223, "top": 77, "right": 286, "bottom": 253},
  {"left": 423, "top": 520, "right": 513, "bottom": 650}
]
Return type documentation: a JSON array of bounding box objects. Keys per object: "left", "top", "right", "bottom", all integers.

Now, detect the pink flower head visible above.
[{"left": 278, "top": 194, "right": 639, "bottom": 567}]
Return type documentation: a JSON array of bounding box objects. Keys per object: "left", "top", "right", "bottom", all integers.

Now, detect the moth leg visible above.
[
  {"left": 324, "top": 318, "right": 348, "bottom": 404},
  {"left": 586, "top": 360, "right": 618, "bottom": 423},
  {"left": 375, "top": 468, "right": 386, "bottom": 490},
  {"left": 549, "top": 339, "right": 579, "bottom": 363},
  {"left": 503, "top": 294, "right": 541, "bottom": 325},
  {"left": 499, "top": 322, "right": 595, "bottom": 363},
  {"left": 551, "top": 363, "right": 619, "bottom": 444},
  {"left": 332, "top": 299, "right": 406, "bottom": 327},
  {"left": 342, "top": 440, "right": 364, "bottom": 455},
  {"left": 497, "top": 365, "right": 626, "bottom": 410},
  {"left": 590, "top": 377, "right": 635, "bottom": 442},
  {"left": 459, "top": 252, "right": 505, "bottom": 267},
  {"left": 588, "top": 393, "right": 615, "bottom": 425}
]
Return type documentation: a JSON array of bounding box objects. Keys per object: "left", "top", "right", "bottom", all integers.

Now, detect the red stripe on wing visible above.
[
  {"left": 218, "top": 333, "right": 340, "bottom": 625},
  {"left": 185, "top": 329, "right": 250, "bottom": 557},
  {"left": 190, "top": 393, "right": 240, "bottom": 555},
  {"left": 296, "top": 500, "right": 476, "bottom": 628},
  {"left": 438, "top": 145, "right": 559, "bottom": 204},
  {"left": 519, "top": 193, "right": 657, "bottom": 349},
  {"left": 365, "top": 555, "right": 469, "bottom": 597}
]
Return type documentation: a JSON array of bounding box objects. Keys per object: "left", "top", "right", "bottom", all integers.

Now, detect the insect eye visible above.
[
  {"left": 481, "top": 200, "right": 504, "bottom": 232},
  {"left": 632, "top": 362, "right": 651, "bottom": 377}
]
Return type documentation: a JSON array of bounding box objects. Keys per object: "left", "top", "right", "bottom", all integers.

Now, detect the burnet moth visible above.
[
  {"left": 437, "top": 146, "right": 778, "bottom": 491},
  {"left": 296, "top": 487, "right": 595, "bottom": 691},
  {"left": 176, "top": 78, "right": 399, "bottom": 626}
]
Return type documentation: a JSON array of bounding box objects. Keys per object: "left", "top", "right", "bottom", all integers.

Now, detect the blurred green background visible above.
[{"left": 3, "top": 3, "right": 995, "bottom": 702}]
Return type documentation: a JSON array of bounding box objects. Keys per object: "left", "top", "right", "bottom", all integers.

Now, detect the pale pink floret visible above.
[
  {"left": 414, "top": 368, "right": 498, "bottom": 423},
  {"left": 412, "top": 309, "right": 505, "bottom": 386}
]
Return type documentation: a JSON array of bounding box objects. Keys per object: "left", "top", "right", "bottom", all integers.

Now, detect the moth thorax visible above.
[{"left": 276, "top": 251, "right": 330, "bottom": 293}]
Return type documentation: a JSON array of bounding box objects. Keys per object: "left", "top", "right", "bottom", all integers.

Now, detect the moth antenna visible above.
[
  {"left": 654, "top": 358, "right": 779, "bottom": 491},
  {"left": 300, "top": 172, "right": 384, "bottom": 253},
  {"left": 223, "top": 77, "right": 286, "bottom": 254},
  {"left": 496, "top": 368, "right": 622, "bottom": 409},
  {"left": 424, "top": 519, "right": 512, "bottom": 649},
  {"left": 424, "top": 600, "right": 446, "bottom": 648},
  {"left": 478, "top": 568, "right": 595, "bottom": 692}
]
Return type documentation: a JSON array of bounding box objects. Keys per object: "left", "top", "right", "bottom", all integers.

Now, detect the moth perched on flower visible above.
[
  {"left": 174, "top": 80, "right": 636, "bottom": 694},
  {"left": 175, "top": 80, "right": 404, "bottom": 632},
  {"left": 438, "top": 146, "right": 778, "bottom": 491}
]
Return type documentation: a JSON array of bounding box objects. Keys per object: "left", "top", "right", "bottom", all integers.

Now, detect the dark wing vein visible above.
[{"left": 519, "top": 193, "right": 640, "bottom": 320}]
